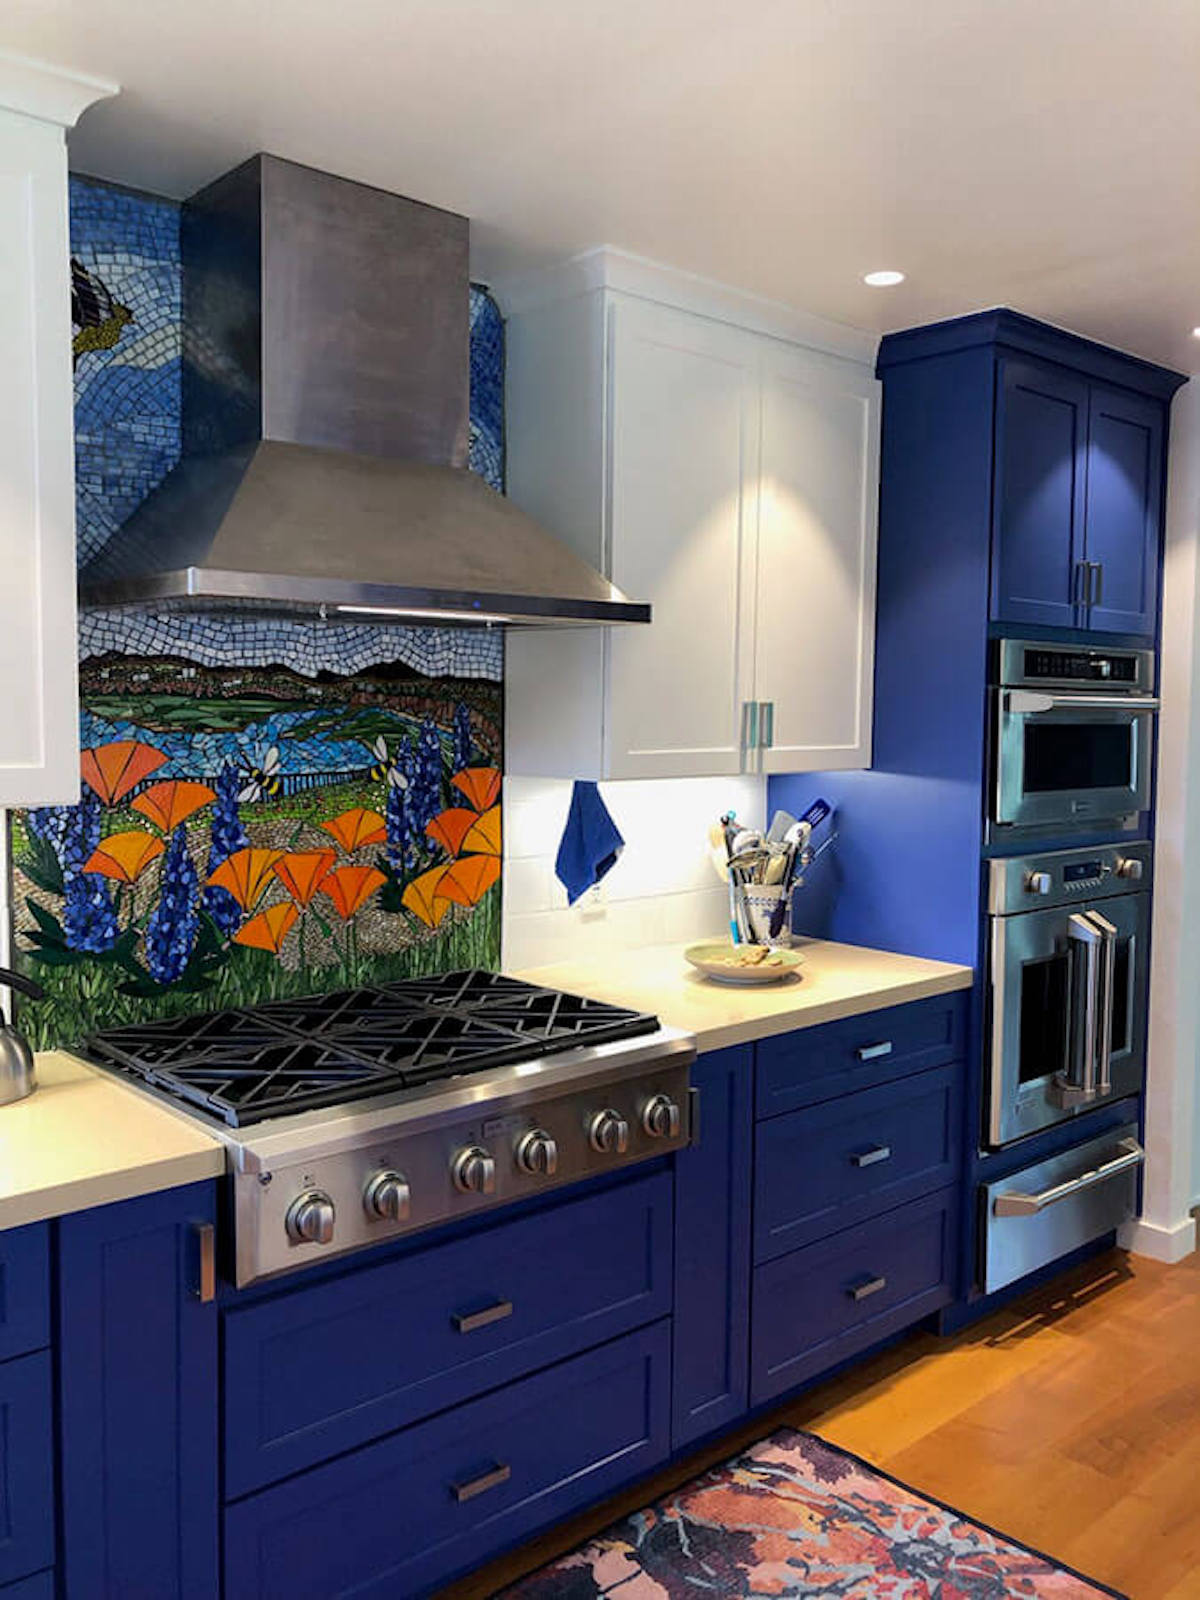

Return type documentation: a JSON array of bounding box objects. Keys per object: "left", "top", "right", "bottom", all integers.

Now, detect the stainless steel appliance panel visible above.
[
  {"left": 987, "top": 842, "right": 1150, "bottom": 1147},
  {"left": 982, "top": 1122, "right": 1142, "bottom": 1293}
]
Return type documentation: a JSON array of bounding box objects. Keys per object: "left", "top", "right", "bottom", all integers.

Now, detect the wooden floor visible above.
[{"left": 447, "top": 1248, "right": 1200, "bottom": 1599}]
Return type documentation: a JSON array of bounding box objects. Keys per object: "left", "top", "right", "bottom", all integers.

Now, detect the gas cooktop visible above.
[{"left": 84, "top": 969, "right": 660, "bottom": 1128}]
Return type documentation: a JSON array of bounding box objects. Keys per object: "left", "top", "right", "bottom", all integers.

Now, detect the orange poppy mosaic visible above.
[{"left": 10, "top": 656, "right": 503, "bottom": 1049}]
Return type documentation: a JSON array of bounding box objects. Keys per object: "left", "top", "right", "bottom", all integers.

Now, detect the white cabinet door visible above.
[
  {"left": 605, "top": 299, "right": 757, "bottom": 779},
  {"left": 753, "top": 342, "right": 880, "bottom": 773},
  {"left": 0, "top": 62, "right": 113, "bottom": 806}
]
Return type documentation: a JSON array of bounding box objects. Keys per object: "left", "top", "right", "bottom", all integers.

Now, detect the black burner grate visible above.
[{"left": 84, "top": 970, "right": 659, "bottom": 1127}]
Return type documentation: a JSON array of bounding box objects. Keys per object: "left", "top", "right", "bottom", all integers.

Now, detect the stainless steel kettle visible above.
[{"left": 0, "top": 968, "right": 45, "bottom": 1106}]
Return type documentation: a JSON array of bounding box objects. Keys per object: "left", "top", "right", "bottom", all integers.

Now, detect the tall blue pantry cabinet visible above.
[{"left": 773, "top": 307, "right": 1186, "bottom": 1313}]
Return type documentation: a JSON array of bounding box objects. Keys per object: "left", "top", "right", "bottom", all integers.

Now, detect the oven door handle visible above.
[
  {"left": 1090, "top": 910, "right": 1117, "bottom": 1097},
  {"left": 1066, "top": 911, "right": 1104, "bottom": 1100},
  {"left": 1005, "top": 690, "right": 1160, "bottom": 715},
  {"left": 992, "top": 1139, "right": 1144, "bottom": 1217}
]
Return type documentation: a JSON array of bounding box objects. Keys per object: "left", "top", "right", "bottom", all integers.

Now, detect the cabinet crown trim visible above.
[
  {"left": 0, "top": 50, "right": 117, "bottom": 128},
  {"left": 493, "top": 246, "right": 878, "bottom": 367},
  {"left": 877, "top": 307, "right": 1186, "bottom": 401}
]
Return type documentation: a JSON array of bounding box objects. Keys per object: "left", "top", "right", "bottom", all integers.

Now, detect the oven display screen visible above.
[
  {"left": 1064, "top": 861, "right": 1102, "bottom": 882},
  {"left": 1024, "top": 723, "right": 1131, "bottom": 793},
  {"left": 1023, "top": 649, "right": 1138, "bottom": 684}
]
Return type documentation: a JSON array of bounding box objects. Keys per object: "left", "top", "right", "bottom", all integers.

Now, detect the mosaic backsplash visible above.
[
  {"left": 13, "top": 658, "right": 502, "bottom": 1050},
  {"left": 7, "top": 177, "right": 510, "bottom": 1046}
]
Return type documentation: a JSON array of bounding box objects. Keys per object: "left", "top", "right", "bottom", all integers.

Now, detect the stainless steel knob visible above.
[
  {"left": 1116, "top": 857, "right": 1144, "bottom": 881},
  {"left": 515, "top": 1128, "right": 559, "bottom": 1177},
  {"left": 588, "top": 1108, "right": 629, "bottom": 1155},
  {"left": 363, "top": 1169, "right": 411, "bottom": 1222},
  {"left": 642, "top": 1093, "right": 682, "bottom": 1140},
  {"left": 286, "top": 1188, "right": 336, "bottom": 1245},
  {"left": 1025, "top": 871, "right": 1052, "bottom": 896},
  {"left": 452, "top": 1145, "right": 496, "bottom": 1195}
]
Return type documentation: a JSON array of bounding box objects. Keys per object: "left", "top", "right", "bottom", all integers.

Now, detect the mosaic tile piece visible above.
[{"left": 12, "top": 656, "right": 503, "bottom": 1050}]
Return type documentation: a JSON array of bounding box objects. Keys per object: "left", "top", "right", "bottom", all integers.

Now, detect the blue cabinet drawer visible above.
[
  {"left": 0, "top": 1353, "right": 54, "bottom": 1590},
  {"left": 0, "top": 1226, "right": 49, "bottom": 1364},
  {"left": 750, "top": 1188, "right": 956, "bottom": 1406},
  {"left": 756, "top": 994, "right": 966, "bottom": 1120},
  {"left": 225, "top": 1171, "right": 672, "bottom": 1496},
  {"left": 754, "top": 1064, "right": 962, "bottom": 1262},
  {"left": 225, "top": 1320, "right": 671, "bottom": 1600}
]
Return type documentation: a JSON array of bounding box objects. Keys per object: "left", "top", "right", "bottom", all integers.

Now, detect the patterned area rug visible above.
[{"left": 499, "top": 1428, "right": 1124, "bottom": 1598}]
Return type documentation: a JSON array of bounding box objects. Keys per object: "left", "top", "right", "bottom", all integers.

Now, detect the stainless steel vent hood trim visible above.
[{"left": 77, "top": 155, "right": 649, "bottom": 630}]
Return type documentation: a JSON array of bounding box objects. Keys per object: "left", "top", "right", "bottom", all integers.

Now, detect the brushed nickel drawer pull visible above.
[
  {"left": 856, "top": 1041, "right": 893, "bottom": 1062},
  {"left": 194, "top": 1223, "right": 216, "bottom": 1304},
  {"left": 848, "top": 1273, "right": 887, "bottom": 1302},
  {"left": 453, "top": 1299, "right": 514, "bottom": 1334},
  {"left": 850, "top": 1144, "right": 892, "bottom": 1169},
  {"left": 451, "top": 1462, "right": 511, "bottom": 1503}
]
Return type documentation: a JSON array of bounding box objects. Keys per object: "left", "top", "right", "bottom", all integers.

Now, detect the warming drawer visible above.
[{"left": 981, "top": 1121, "right": 1142, "bottom": 1294}]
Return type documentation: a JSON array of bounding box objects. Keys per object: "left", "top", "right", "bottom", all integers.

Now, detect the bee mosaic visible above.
[
  {"left": 237, "top": 745, "right": 283, "bottom": 803},
  {"left": 366, "top": 736, "right": 409, "bottom": 791}
]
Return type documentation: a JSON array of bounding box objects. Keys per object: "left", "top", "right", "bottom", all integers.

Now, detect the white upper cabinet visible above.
[
  {"left": 503, "top": 251, "right": 880, "bottom": 781},
  {"left": 0, "top": 55, "right": 116, "bottom": 807}
]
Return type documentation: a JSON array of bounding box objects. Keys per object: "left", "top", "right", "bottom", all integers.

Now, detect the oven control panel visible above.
[
  {"left": 988, "top": 840, "right": 1152, "bottom": 915},
  {"left": 996, "top": 637, "right": 1155, "bottom": 694}
]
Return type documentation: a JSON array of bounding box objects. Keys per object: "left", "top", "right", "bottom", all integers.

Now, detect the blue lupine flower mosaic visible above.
[
  {"left": 202, "top": 763, "right": 248, "bottom": 937},
  {"left": 61, "top": 870, "right": 120, "bottom": 955},
  {"left": 144, "top": 827, "right": 199, "bottom": 985},
  {"left": 452, "top": 702, "right": 473, "bottom": 779}
]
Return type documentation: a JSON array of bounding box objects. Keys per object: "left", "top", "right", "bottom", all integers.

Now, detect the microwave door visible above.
[{"left": 994, "top": 690, "right": 1158, "bottom": 831}]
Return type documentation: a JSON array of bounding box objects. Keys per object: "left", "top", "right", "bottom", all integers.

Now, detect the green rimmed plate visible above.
[{"left": 684, "top": 941, "right": 803, "bottom": 985}]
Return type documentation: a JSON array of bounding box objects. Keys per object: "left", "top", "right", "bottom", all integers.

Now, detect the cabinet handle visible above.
[
  {"left": 1073, "top": 560, "right": 1089, "bottom": 607},
  {"left": 741, "top": 701, "right": 759, "bottom": 763},
  {"left": 848, "top": 1273, "right": 887, "bottom": 1302},
  {"left": 453, "top": 1299, "right": 514, "bottom": 1334},
  {"left": 451, "top": 1462, "right": 511, "bottom": 1503},
  {"left": 850, "top": 1143, "right": 892, "bottom": 1169},
  {"left": 1091, "top": 561, "right": 1104, "bottom": 607},
  {"left": 688, "top": 1085, "right": 702, "bottom": 1148},
  {"left": 760, "top": 702, "right": 775, "bottom": 749},
  {"left": 856, "top": 1040, "right": 893, "bottom": 1062},
  {"left": 194, "top": 1223, "right": 216, "bottom": 1304}
]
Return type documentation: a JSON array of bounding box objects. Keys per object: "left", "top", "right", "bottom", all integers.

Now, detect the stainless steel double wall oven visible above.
[{"left": 981, "top": 640, "right": 1155, "bottom": 1290}]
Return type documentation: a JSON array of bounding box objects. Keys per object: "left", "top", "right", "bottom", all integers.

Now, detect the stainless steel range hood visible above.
[{"left": 78, "top": 155, "right": 649, "bottom": 628}]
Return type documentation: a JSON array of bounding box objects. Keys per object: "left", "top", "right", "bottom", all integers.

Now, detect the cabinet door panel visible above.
[
  {"left": 0, "top": 108, "right": 80, "bottom": 803},
  {"left": 756, "top": 345, "right": 880, "bottom": 772},
  {"left": 606, "top": 299, "right": 757, "bottom": 778},
  {"left": 59, "top": 1182, "right": 219, "bottom": 1600},
  {"left": 672, "top": 1046, "right": 752, "bottom": 1448},
  {"left": 992, "top": 357, "right": 1088, "bottom": 629},
  {"left": 1084, "top": 386, "right": 1163, "bottom": 636},
  {"left": 0, "top": 1353, "right": 53, "bottom": 1589}
]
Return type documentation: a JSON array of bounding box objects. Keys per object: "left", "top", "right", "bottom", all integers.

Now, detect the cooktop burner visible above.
[{"left": 84, "top": 970, "right": 659, "bottom": 1128}]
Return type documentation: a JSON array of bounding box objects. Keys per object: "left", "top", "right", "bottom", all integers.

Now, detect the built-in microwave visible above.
[{"left": 991, "top": 640, "right": 1157, "bottom": 839}]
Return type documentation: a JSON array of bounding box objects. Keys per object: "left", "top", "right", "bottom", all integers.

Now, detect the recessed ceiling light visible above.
[
  {"left": 863, "top": 270, "right": 905, "bottom": 288},
  {"left": 1192, "top": 327, "right": 1200, "bottom": 339}
]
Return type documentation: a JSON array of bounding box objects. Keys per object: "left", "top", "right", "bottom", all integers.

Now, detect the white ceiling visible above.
[{"left": 6, "top": 0, "right": 1200, "bottom": 372}]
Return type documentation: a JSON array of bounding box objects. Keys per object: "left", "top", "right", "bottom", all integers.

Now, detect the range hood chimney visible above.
[{"left": 78, "top": 155, "right": 650, "bottom": 627}]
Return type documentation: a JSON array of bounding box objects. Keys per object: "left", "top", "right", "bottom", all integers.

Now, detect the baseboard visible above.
[{"left": 1118, "top": 1214, "right": 1197, "bottom": 1263}]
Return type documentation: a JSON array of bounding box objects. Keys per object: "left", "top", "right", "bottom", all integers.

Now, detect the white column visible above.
[
  {"left": 0, "top": 53, "right": 116, "bottom": 809},
  {"left": 1120, "top": 375, "right": 1200, "bottom": 1263}
]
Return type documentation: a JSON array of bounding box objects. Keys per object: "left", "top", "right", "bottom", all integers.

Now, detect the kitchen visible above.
[{"left": 0, "top": 7, "right": 1196, "bottom": 1597}]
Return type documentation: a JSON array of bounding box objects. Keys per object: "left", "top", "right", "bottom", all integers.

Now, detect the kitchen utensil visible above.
[
  {"left": 767, "top": 809, "right": 798, "bottom": 845},
  {"left": 0, "top": 968, "right": 45, "bottom": 1106},
  {"left": 684, "top": 941, "right": 803, "bottom": 985}
]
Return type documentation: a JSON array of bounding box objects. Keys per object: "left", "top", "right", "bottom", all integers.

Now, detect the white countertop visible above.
[
  {"left": 0, "top": 1050, "right": 225, "bottom": 1231},
  {"left": 514, "top": 938, "right": 973, "bottom": 1052}
]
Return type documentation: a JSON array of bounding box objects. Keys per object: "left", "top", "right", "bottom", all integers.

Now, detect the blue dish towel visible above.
[{"left": 555, "top": 781, "right": 625, "bottom": 905}]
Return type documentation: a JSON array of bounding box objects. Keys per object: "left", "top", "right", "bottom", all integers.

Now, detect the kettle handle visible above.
[{"left": 0, "top": 968, "right": 45, "bottom": 1004}]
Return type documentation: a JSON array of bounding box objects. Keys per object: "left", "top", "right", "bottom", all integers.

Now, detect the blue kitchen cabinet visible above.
[
  {"left": 671, "top": 1045, "right": 752, "bottom": 1449},
  {"left": 58, "top": 1181, "right": 219, "bottom": 1600},
  {"left": 992, "top": 356, "right": 1089, "bottom": 630},
  {"left": 1084, "top": 384, "right": 1164, "bottom": 636},
  {"left": 0, "top": 1352, "right": 54, "bottom": 1590},
  {"left": 991, "top": 351, "right": 1167, "bottom": 637}
]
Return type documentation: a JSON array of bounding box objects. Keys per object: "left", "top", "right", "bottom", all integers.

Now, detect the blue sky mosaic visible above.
[{"left": 70, "top": 176, "right": 506, "bottom": 683}]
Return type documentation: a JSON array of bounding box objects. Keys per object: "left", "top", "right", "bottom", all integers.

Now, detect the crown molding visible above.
[
  {"left": 0, "top": 50, "right": 117, "bottom": 129},
  {"left": 492, "top": 246, "right": 878, "bottom": 366}
]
